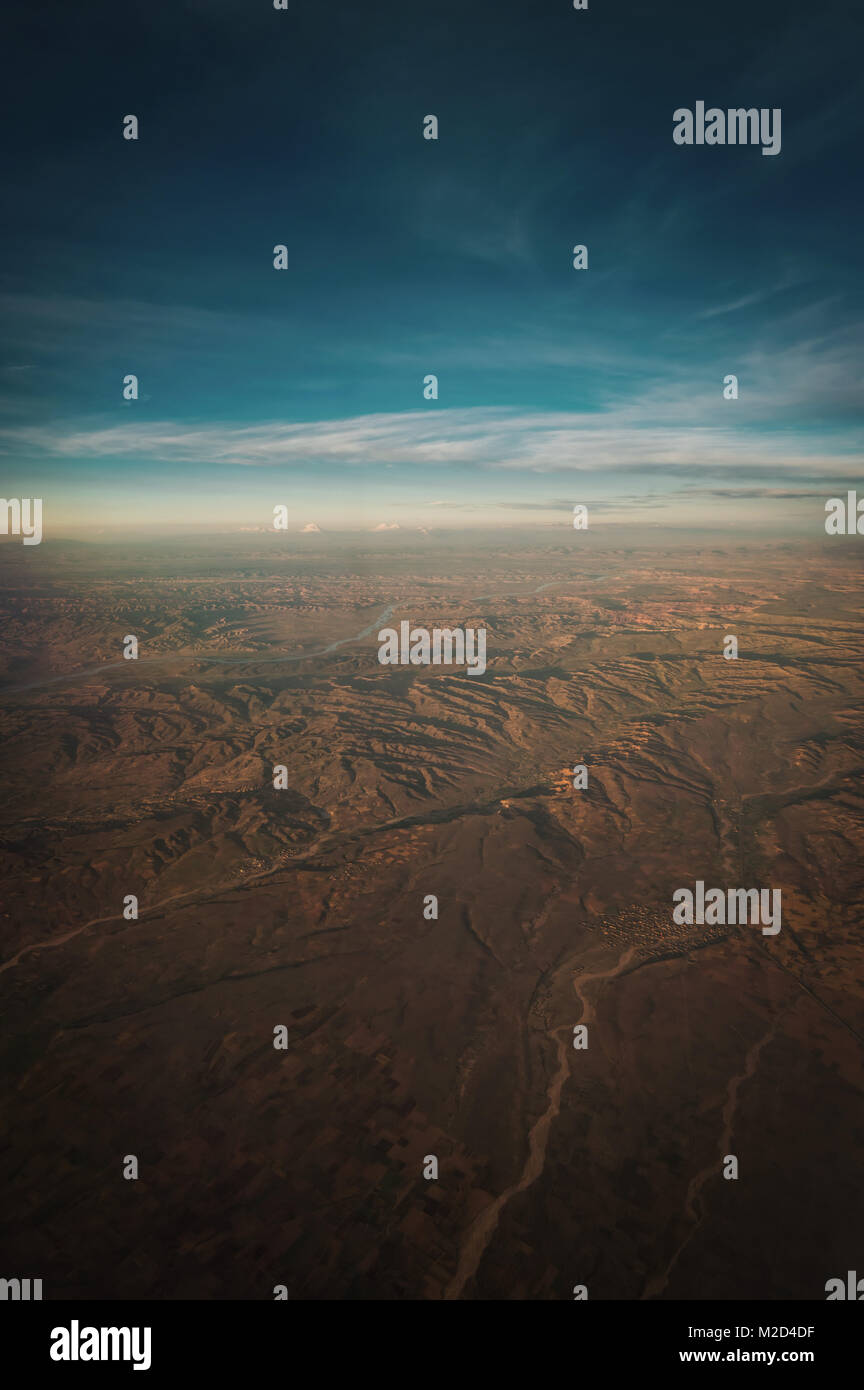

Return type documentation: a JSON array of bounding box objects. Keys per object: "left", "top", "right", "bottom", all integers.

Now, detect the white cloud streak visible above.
[{"left": 3, "top": 403, "right": 859, "bottom": 477}]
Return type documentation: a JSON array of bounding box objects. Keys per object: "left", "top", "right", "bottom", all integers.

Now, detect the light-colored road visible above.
[
  {"left": 444, "top": 944, "right": 637, "bottom": 1300},
  {"left": 640, "top": 1016, "right": 779, "bottom": 1300},
  {"left": 1, "top": 604, "right": 396, "bottom": 695},
  {"left": 2, "top": 572, "right": 614, "bottom": 696}
]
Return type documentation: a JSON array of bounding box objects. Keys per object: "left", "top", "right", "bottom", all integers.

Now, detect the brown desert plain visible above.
[{"left": 1, "top": 527, "right": 863, "bottom": 1300}]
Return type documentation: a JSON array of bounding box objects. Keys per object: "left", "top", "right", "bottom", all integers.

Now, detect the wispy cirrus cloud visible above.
[
  {"left": 696, "top": 279, "right": 800, "bottom": 320},
  {"left": 4, "top": 402, "right": 859, "bottom": 479}
]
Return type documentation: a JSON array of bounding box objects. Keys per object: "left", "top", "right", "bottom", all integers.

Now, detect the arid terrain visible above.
[{"left": 1, "top": 531, "right": 862, "bottom": 1299}]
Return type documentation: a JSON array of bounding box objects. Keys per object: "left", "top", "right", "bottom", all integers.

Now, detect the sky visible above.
[{"left": 1, "top": 0, "right": 862, "bottom": 538}]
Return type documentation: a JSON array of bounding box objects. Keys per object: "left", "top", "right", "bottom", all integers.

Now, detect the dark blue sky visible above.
[{"left": 2, "top": 0, "right": 862, "bottom": 533}]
